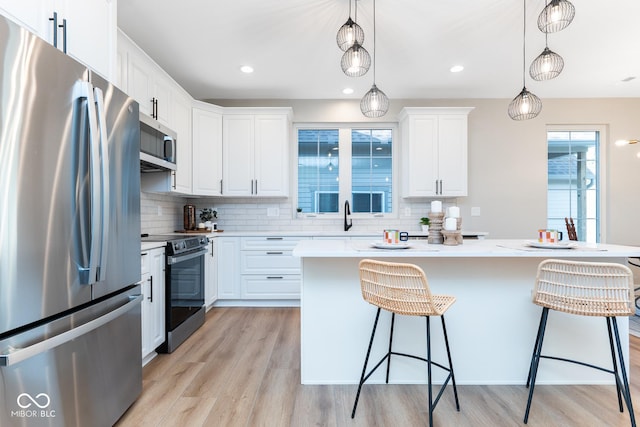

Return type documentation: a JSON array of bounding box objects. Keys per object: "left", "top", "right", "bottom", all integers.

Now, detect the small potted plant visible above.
[
  {"left": 200, "top": 208, "right": 217, "bottom": 229},
  {"left": 420, "top": 217, "right": 430, "bottom": 232}
]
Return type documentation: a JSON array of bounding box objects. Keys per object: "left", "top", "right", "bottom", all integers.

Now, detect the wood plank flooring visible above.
[{"left": 116, "top": 307, "right": 640, "bottom": 426}]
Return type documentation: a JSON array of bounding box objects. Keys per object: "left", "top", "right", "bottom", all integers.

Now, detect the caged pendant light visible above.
[
  {"left": 508, "top": 0, "right": 542, "bottom": 120},
  {"left": 337, "top": 0, "right": 365, "bottom": 51},
  {"left": 530, "top": 19, "right": 564, "bottom": 81},
  {"left": 360, "top": 0, "right": 388, "bottom": 118},
  {"left": 341, "top": 42, "right": 371, "bottom": 77},
  {"left": 537, "top": 0, "right": 575, "bottom": 33}
]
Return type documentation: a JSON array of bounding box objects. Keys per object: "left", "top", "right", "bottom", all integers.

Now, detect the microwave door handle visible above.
[
  {"left": 72, "top": 81, "right": 101, "bottom": 285},
  {"left": 164, "top": 135, "right": 175, "bottom": 163},
  {"left": 94, "top": 87, "right": 110, "bottom": 281}
]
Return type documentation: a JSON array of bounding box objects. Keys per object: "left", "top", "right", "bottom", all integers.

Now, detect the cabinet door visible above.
[
  {"left": 140, "top": 271, "right": 153, "bottom": 359},
  {"left": 438, "top": 115, "right": 468, "bottom": 196},
  {"left": 153, "top": 75, "right": 172, "bottom": 126},
  {"left": 193, "top": 107, "right": 223, "bottom": 196},
  {"left": 0, "top": 0, "right": 115, "bottom": 79},
  {"left": 240, "top": 275, "right": 300, "bottom": 299},
  {"left": 128, "top": 51, "right": 153, "bottom": 116},
  {"left": 171, "top": 92, "right": 192, "bottom": 194},
  {"left": 58, "top": 0, "right": 114, "bottom": 79},
  {"left": 222, "top": 115, "right": 254, "bottom": 196},
  {"left": 149, "top": 248, "right": 166, "bottom": 350},
  {"left": 216, "top": 237, "right": 241, "bottom": 298},
  {"left": 0, "top": 1, "right": 50, "bottom": 38},
  {"left": 402, "top": 115, "right": 439, "bottom": 197},
  {"left": 254, "top": 115, "right": 289, "bottom": 197},
  {"left": 204, "top": 239, "right": 217, "bottom": 308}
]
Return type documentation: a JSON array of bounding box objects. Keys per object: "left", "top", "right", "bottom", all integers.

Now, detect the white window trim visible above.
[
  {"left": 546, "top": 124, "right": 608, "bottom": 242},
  {"left": 293, "top": 122, "right": 399, "bottom": 219}
]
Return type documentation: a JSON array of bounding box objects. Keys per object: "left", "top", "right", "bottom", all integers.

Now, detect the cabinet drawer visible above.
[
  {"left": 240, "top": 275, "right": 300, "bottom": 299},
  {"left": 141, "top": 252, "right": 150, "bottom": 274},
  {"left": 241, "top": 236, "right": 302, "bottom": 250},
  {"left": 240, "top": 251, "right": 301, "bottom": 274}
]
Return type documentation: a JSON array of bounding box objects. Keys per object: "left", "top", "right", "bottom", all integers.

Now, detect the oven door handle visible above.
[{"left": 167, "top": 248, "right": 208, "bottom": 265}]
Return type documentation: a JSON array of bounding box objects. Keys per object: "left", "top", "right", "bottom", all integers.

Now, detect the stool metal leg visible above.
[
  {"left": 386, "top": 313, "right": 395, "bottom": 383},
  {"left": 526, "top": 307, "right": 547, "bottom": 387},
  {"left": 441, "top": 315, "right": 460, "bottom": 411},
  {"left": 524, "top": 307, "right": 549, "bottom": 424},
  {"left": 606, "top": 317, "right": 625, "bottom": 412},
  {"left": 426, "top": 315, "right": 433, "bottom": 427},
  {"left": 610, "top": 317, "right": 637, "bottom": 427},
  {"left": 351, "top": 307, "right": 382, "bottom": 419}
]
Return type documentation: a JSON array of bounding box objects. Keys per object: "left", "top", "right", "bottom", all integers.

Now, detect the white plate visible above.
[
  {"left": 372, "top": 242, "right": 411, "bottom": 249},
  {"left": 524, "top": 240, "right": 577, "bottom": 249}
]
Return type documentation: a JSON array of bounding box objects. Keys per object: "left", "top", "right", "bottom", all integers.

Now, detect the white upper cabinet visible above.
[
  {"left": 171, "top": 91, "right": 193, "bottom": 194},
  {"left": 0, "top": 0, "right": 116, "bottom": 80},
  {"left": 399, "top": 107, "right": 473, "bottom": 198},
  {"left": 121, "top": 32, "right": 173, "bottom": 126},
  {"left": 222, "top": 108, "right": 292, "bottom": 197},
  {"left": 193, "top": 101, "right": 223, "bottom": 196}
]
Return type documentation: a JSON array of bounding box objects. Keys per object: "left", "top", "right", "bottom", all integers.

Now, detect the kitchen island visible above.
[{"left": 292, "top": 239, "right": 640, "bottom": 385}]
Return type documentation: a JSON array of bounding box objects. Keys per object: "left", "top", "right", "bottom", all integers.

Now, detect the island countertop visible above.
[
  {"left": 295, "top": 238, "right": 640, "bottom": 386},
  {"left": 292, "top": 238, "right": 640, "bottom": 258}
]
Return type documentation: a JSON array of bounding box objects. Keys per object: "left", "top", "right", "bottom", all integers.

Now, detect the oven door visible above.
[{"left": 166, "top": 248, "right": 207, "bottom": 332}]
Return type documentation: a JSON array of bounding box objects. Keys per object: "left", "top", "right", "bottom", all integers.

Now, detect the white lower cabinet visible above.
[
  {"left": 216, "top": 236, "right": 301, "bottom": 302},
  {"left": 216, "top": 237, "right": 240, "bottom": 299},
  {"left": 140, "top": 247, "right": 165, "bottom": 365},
  {"left": 205, "top": 238, "right": 217, "bottom": 309}
]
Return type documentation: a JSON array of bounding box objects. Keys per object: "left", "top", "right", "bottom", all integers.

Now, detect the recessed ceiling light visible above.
[
  {"left": 240, "top": 65, "right": 254, "bottom": 73},
  {"left": 342, "top": 88, "right": 354, "bottom": 95},
  {"left": 450, "top": 65, "right": 464, "bottom": 73}
]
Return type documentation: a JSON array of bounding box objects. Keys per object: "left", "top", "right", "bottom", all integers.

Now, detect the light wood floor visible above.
[{"left": 116, "top": 307, "right": 640, "bottom": 426}]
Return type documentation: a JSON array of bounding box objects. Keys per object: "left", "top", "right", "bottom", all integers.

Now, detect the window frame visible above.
[
  {"left": 546, "top": 124, "right": 608, "bottom": 243},
  {"left": 294, "top": 123, "right": 399, "bottom": 219}
]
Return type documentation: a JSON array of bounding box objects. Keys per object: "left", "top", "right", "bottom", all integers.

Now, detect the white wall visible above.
[{"left": 199, "top": 97, "right": 640, "bottom": 245}]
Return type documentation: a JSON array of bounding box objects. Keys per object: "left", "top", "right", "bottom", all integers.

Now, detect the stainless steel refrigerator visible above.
[{"left": 0, "top": 14, "right": 142, "bottom": 426}]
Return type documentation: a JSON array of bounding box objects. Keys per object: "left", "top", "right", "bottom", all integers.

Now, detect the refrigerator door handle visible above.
[
  {"left": 0, "top": 295, "right": 142, "bottom": 367},
  {"left": 73, "top": 81, "right": 101, "bottom": 285},
  {"left": 94, "top": 87, "right": 110, "bottom": 282}
]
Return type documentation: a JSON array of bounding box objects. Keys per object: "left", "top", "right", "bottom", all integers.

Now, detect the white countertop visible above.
[
  {"left": 292, "top": 238, "right": 640, "bottom": 258},
  {"left": 202, "top": 230, "right": 488, "bottom": 238}
]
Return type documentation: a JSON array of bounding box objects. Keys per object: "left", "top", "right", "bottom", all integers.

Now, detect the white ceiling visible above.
[{"left": 118, "top": 0, "right": 640, "bottom": 101}]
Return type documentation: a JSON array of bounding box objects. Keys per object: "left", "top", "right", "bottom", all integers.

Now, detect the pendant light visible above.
[
  {"left": 360, "top": 0, "right": 388, "bottom": 118},
  {"left": 341, "top": 41, "right": 371, "bottom": 77},
  {"left": 336, "top": 0, "right": 364, "bottom": 52},
  {"left": 530, "top": 12, "right": 564, "bottom": 81},
  {"left": 537, "top": 0, "right": 575, "bottom": 33},
  {"left": 508, "top": 0, "right": 542, "bottom": 120}
]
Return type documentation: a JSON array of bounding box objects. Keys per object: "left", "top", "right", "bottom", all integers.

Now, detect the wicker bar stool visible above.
[
  {"left": 351, "top": 259, "right": 459, "bottom": 426},
  {"left": 524, "top": 259, "right": 636, "bottom": 426}
]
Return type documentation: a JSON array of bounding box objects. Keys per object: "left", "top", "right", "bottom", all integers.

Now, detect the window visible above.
[
  {"left": 297, "top": 127, "right": 394, "bottom": 215},
  {"left": 547, "top": 128, "right": 602, "bottom": 242}
]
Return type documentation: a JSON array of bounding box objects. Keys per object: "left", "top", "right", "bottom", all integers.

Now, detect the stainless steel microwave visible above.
[{"left": 139, "top": 113, "right": 177, "bottom": 172}]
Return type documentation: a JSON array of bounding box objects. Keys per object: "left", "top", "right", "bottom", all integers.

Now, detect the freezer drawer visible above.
[{"left": 0, "top": 288, "right": 142, "bottom": 427}]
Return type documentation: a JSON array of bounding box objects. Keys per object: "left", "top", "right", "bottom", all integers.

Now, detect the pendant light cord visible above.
[
  {"left": 522, "top": 0, "right": 526, "bottom": 87},
  {"left": 372, "top": 0, "right": 377, "bottom": 83},
  {"left": 348, "top": 0, "right": 352, "bottom": 19}
]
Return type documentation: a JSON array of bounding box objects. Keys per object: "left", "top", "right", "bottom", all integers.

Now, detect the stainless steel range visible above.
[{"left": 142, "top": 234, "right": 208, "bottom": 353}]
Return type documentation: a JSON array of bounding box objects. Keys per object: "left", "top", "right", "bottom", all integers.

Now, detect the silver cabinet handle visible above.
[
  {"left": 0, "top": 295, "right": 143, "bottom": 367},
  {"left": 266, "top": 276, "right": 284, "bottom": 279},
  {"left": 49, "top": 12, "right": 58, "bottom": 48},
  {"left": 266, "top": 251, "right": 283, "bottom": 255}
]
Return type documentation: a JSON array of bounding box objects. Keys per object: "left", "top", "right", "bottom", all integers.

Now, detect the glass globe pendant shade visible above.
[
  {"left": 341, "top": 42, "right": 371, "bottom": 77},
  {"left": 360, "top": 84, "right": 389, "bottom": 118},
  {"left": 336, "top": 17, "right": 364, "bottom": 51},
  {"left": 508, "top": 87, "right": 542, "bottom": 120},
  {"left": 537, "top": 0, "right": 575, "bottom": 33},
  {"left": 529, "top": 47, "right": 564, "bottom": 80}
]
